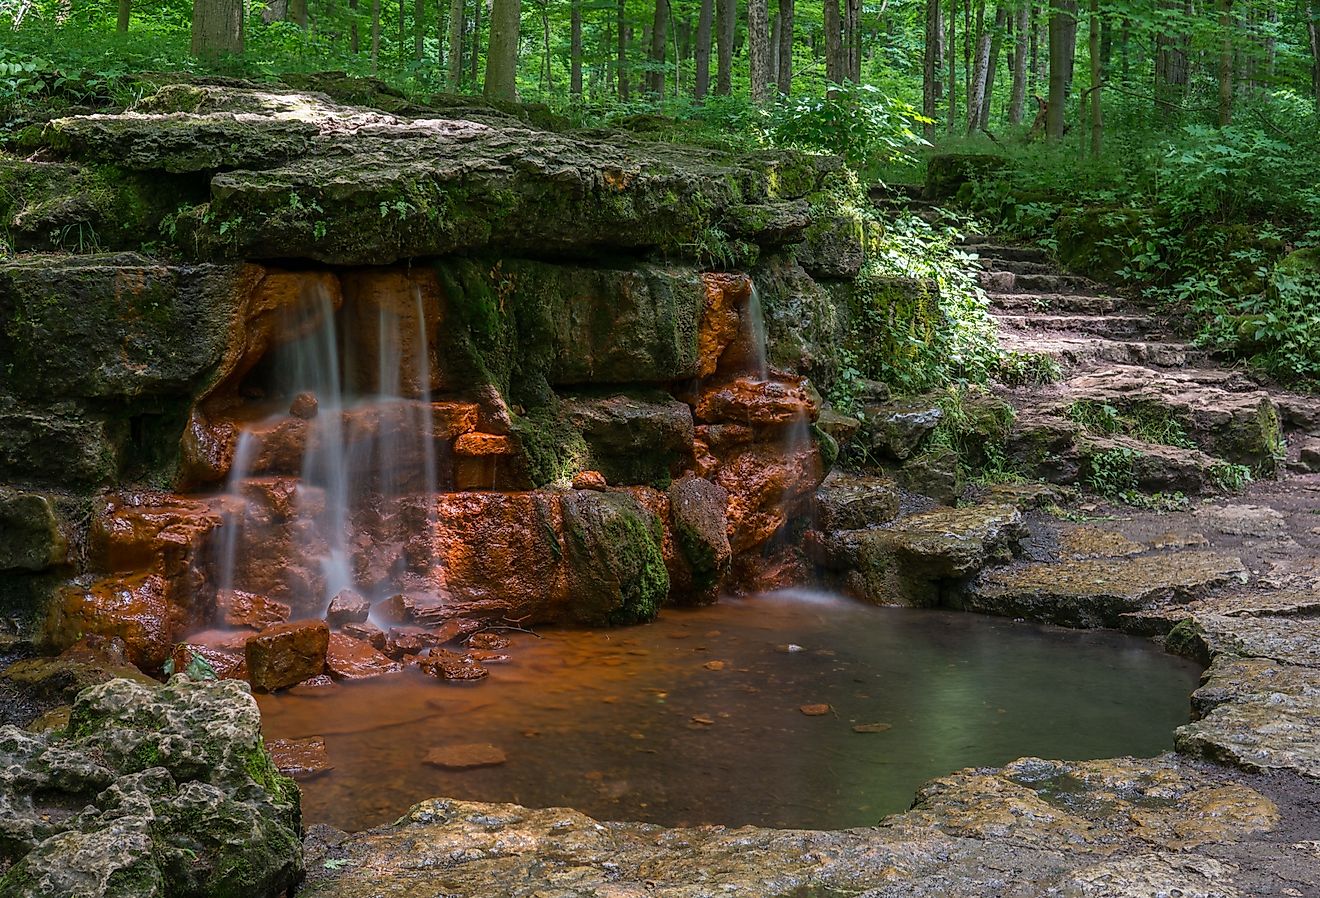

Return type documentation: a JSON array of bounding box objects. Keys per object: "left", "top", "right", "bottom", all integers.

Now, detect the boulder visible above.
[
  {"left": 325, "top": 634, "right": 402, "bottom": 680},
  {"left": 325, "top": 589, "right": 371, "bottom": 627},
  {"left": 45, "top": 574, "right": 181, "bottom": 672},
  {"left": 560, "top": 391, "right": 695, "bottom": 486},
  {"left": 0, "top": 677, "right": 302, "bottom": 898},
  {"left": 814, "top": 472, "right": 901, "bottom": 532},
  {"left": 666, "top": 477, "right": 732, "bottom": 601},
  {"left": 244, "top": 620, "right": 330, "bottom": 691},
  {"left": 561, "top": 490, "right": 669, "bottom": 626},
  {"left": 0, "top": 488, "right": 67, "bottom": 572}
]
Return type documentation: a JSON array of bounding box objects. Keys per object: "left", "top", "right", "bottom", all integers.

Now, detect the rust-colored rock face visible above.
[
  {"left": 216, "top": 589, "right": 291, "bottom": 630},
  {"left": 47, "top": 574, "right": 180, "bottom": 671},
  {"left": 245, "top": 619, "right": 331, "bottom": 691},
  {"left": 715, "top": 437, "right": 824, "bottom": 553},
  {"left": 695, "top": 375, "right": 820, "bottom": 427},
  {"left": 339, "top": 268, "right": 446, "bottom": 396},
  {"left": 326, "top": 633, "right": 403, "bottom": 680},
  {"left": 698, "top": 273, "right": 753, "bottom": 378}
]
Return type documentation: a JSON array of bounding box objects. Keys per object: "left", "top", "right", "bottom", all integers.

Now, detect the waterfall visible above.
[
  {"left": 745, "top": 285, "right": 770, "bottom": 381},
  {"left": 211, "top": 279, "right": 445, "bottom": 618}
]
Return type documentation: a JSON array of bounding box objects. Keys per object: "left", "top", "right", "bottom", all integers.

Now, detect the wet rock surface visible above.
[{"left": 0, "top": 676, "right": 302, "bottom": 898}]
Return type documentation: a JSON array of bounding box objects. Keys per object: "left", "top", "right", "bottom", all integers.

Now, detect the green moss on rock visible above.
[{"left": 562, "top": 491, "right": 669, "bottom": 626}]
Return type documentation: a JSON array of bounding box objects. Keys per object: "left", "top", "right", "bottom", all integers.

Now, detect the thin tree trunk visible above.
[
  {"left": 351, "top": 0, "right": 360, "bottom": 53},
  {"left": 370, "top": 0, "right": 381, "bottom": 73},
  {"left": 191, "top": 0, "right": 245, "bottom": 57},
  {"left": 648, "top": 0, "right": 669, "bottom": 96},
  {"left": 947, "top": 0, "right": 958, "bottom": 131},
  {"left": 695, "top": 0, "right": 714, "bottom": 97},
  {"left": 1155, "top": 0, "right": 1189, "bottom": 119},
  {"left": 967, "top": 0, "right": 991, "bottom": 131},
  {"left": 924, "top": 0, "right": 940, "bottom": 139},
  {"left": 471, "top": 0, "right": 483, "bottom": 87},
  {"left": 618, "top": 0, "right": 631, "bottom": 99},
  {"left": 770, "top": 13, "right": 781, "bottom": 88},
  {"left": 825, "top": 0, "right": 843, "bottom": 85},
  {"left": 979, "top": 3, "right": 1007, "bottom": 128},
  {"left": 447, "top": 0, "right": 464, "bottom": 87},
  {"left": 414, "top": 0, "right": 424, "bottom": 57},
  {"left": 777, "top": 0, "right": 794, "bottom": 93},
  {"left": 117, "top": 0, "right": 130, "bottom": 31},
  {"left": 1045, "top": 0, "right": 1075, "bottom": 140},
  {"left": 749, "top": 0, "right": 771, "bottom": 103},
  {"left": 1310, "top": 2, "right": 1320, "bottom": 114},
  {"left": 1217, "top": 0, "right": 1233, "bottom": 125},
  {"left": 484, "top": 0, "right": 520, "bottom": 99},
  {"left": 845, "top": 0, "right": 861, "bottom": 80},
  {"left": 715, "top": 0, "right": 734, "bottom": 94},
  {"left": 1009, "top": 0, "right": 1027, "bottom": 123},
  {"left": 1088, "top": 0, "right": 1102, "bottom": 154},
  {"left": 571, "top": 0, "right": 583, "bottom": 96}
]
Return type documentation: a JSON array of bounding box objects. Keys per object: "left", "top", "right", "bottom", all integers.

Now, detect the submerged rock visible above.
[
  {"left": 0, "top": 677, "right": 302, "bottom": 898},
  {"left": 245, "top": 619, "right": 330, "bottom": 692}
]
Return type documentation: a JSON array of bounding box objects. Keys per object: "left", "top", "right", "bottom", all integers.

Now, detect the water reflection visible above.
[{"left": 257, "top": 594, "right": 1201, "bottom": 831}]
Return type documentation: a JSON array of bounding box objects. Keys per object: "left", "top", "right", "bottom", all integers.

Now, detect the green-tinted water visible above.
[{"left": 257, "top": 591, "right": 1201, "bottom": 831}]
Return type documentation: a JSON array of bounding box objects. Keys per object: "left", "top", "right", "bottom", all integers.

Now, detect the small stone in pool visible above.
[
  {"left": 468, "top": 632, "right": 511, "bottom": 650},
  {"left": 800, "top": 704, "right": 832, "bottom": 716},
  {"left": 424, "top": 743, "right": 507, "bottom": 769},
  {"left": 852, "top": 722, "right": 892, "bottom": 733},
  {"left": 268, "top": 736, "right": 334, "bottom": 780},
  {"left": 418, "top": 650, "right": 489, "bottom": 681}
]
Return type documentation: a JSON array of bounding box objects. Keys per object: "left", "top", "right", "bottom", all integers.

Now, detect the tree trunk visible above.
[
  {"left": 1155, "top": 0, "right": 1189, "bottom": 118},
  {"left": 777, "top": 0, "right": 794, "bottom": 93},
  {"left": 967, "top": 0, "right": 990, "bottom": 131},
  {"left": 947, "top": 0, "right": 957, "bottom": 131},
  {"left": 824, "top": 0, "right": 843, "bottom": 85},
  {"left": 845, "top": 0, "right": 861, "bottom": 80},
  {"left": 191, "top": 0, "right": 244, "bottom": 57},
  {"left": 648, "top": 0, "right": 669, "bottom": 96},
  {"left": 770, "top": 13, "right": 781, "bottom": 88},
  {"left": 414, "top": 0, "right": 424, "bottom": 57},
  {"left": 1310, "top": 1, "right": 1320, "bottom": 114},
  {"left": 1217, "top": 0, "right": 1233, "bottom": 125},
  {"left": 695, "top": 0, "right": 714, "bottom": 98},
  {"left": 117, "top": 0, "right": 130, "bottom": 31},
  {"left": 370, "top": 0, "right": 381, "bottom": 73},
  {"left": 618, "top": 0, "right": 631, "bottom": 99},
  {"left": 1088, "top": 0, "right": 1102, "bottom": 154},
  {"left": 446, "top": 0, "right": 464, "bottom": 88},
  {"left": 979, "top": 3, "right": 1007, "bottom": 128},
  {"left": 350, "top": 0, "right": 360, "bottom": 53},
  {"left": 484, "top": 0, "right": 521, "bottom": 100},
  {"left": 471, "top": 0, "right": 483, "bottom": 87},
  {"left": 1045, "top": 0, "right": 1075, "bottom": 140},
  {"left": 1009, "top": 0, "right": 1027, "bottom": 123},
  {"left": 715, "top": 0, "right": 734, "bottom": 94},
  {"left": 749, "top": 0, "right": 771, "bottom": 103},
  {"left": 923, "top": 0, "right": 940, "bottom": 139},
  {"left": 571, "top": 0, "right": 583, "bottom": 96}
]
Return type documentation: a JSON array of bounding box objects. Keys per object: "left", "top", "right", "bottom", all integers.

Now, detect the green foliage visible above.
[
  {"left": 767, "top": 83, "right": 930, "bottom": 174},
  {"left": 994, "top": 350, "right": 1062, "bottom": 387},
  {"left": 836, "top": 209, "right": 1000, "bottom": 397},
  {"left": 1067, "top": 400, "right": 1194, "bottom": 449}
]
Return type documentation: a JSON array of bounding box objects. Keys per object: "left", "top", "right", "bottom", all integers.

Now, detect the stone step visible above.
[
  {"left": 1039, "top": 365, "right": 1282, "bottom": 471},
  {"left": 999, "top": 332, "right": 1195, "bottom": 370},
  {"left": 995, "top": 313, "right": 1159, "bottom": 341},
  {"left": 1009, "top": 272, "right": 1101, "bottom": 295},
  {"left": 960, "top": 242, "right": 1053, "bottom": 265},
  {"left": 978, "top": 257, "right": 1056, "bottom": 275},
  {"left": 990, "top": 292, "right": 1136, "bottom": 315}
]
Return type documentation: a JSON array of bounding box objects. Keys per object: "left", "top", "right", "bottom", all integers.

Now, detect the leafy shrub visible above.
[{"left": 767, "top": 82, "right": 929, "bottom": 173}]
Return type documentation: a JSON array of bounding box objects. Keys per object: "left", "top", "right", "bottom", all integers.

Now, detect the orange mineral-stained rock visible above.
[
  {"left": 267, "top": 736, "right": 334, "bottom": 780},
  {"left": 245, "top": 619, "right": 330, "bottom": 692},
  {"left": 339, "top": 268, "right": 445, "bottom": 397},
  {"left": 572, "top": 470, "right": 608, "bottom": 491},
  {"left": 695, "top": 375, "right": 820, "bottom": 427},
  {"left": 326, "top": 633, "right": 403, "bottom": 680},
  {"left": 89, "top": 492, "right": 222, "bottom": 585},
  {"left": 417, "top": 649, "right": 490, "bottom": 682},
  {"left": 45, "top": 573, "right": 181, "bottom": 672},
  {"left": 714, "top": 439, "right": 824, "bottom": 553},
  {"left": 216, "top": 588, "right": 291, "bottom": 631},
  {"left": 171, "top": 638, "right": 247, "bottom": 680},
  {"left": 698, "top": 273, "right": 753, "bottom": 378},
  {"left": 326, "top": 589, "right": 371, "bottom": 627}
]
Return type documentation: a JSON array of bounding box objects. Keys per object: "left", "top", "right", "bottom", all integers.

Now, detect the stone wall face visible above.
[{"left": 0, "top": 80, "right": 895, "bottom": 678}]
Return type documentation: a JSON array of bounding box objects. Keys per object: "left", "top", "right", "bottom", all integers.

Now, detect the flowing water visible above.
[{"left": 257, "top": 591, "right": 1201, "bottom": 832}]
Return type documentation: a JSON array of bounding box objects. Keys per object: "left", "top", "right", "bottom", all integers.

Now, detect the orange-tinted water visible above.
[{"left": 257, "top": 591, "right": 1201, "bottom": 831}]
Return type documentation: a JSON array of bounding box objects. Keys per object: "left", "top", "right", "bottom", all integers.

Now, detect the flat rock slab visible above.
[
  {"left": 423, "top": 743, "right": 507, "bottom": 769},
  {"left": 962, "top": 550, "right": 1248, "bottom": 627},
  {"left": 301, "top": 751, "right": 1290, "bottom": 898},
  {"left": 267, "top": 735, "right": 334, "bottom": 780},
  {"left": 813, "top": 471, "right": 902, "bottom": 531}
]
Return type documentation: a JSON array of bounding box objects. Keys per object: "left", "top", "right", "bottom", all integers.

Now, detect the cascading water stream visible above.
[
  {"left": 745, "top": 285, "right": 770, "bottom": 381},
  {"left": 211, "top": 281, "right": 446, "bottom": 617}
]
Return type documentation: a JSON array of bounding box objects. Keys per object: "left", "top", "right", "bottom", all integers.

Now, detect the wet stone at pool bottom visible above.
[{"left": 255, "top": 591, "right": 1202, "bottom": 832}]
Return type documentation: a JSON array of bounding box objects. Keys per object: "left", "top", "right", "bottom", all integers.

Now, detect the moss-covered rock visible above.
[
  {"left": 561, "top": 491, "right": 669, "bottom": 626},
  {"left": 0, "top": 489, "right": 67, "bottom": 573},
  {"left": 666, "top": 477, "right": 731, "bottom": 601},
  {"left": 560, "top": 391, "right": 695, "bottom": 487},
  {"left": 0, "top": 676, "right": 302, "bottom": 898},
  {"left": 1054, "top": 206, "right": 1143, "bottom": 281}
]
